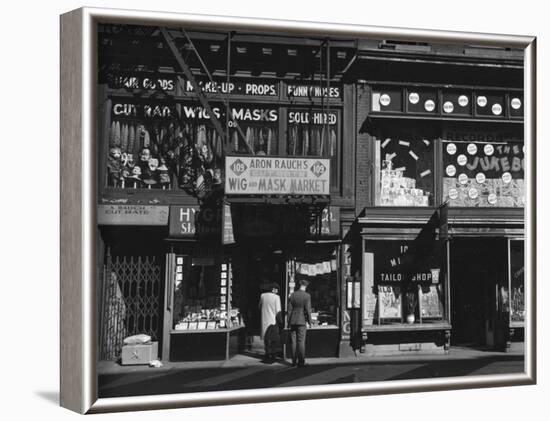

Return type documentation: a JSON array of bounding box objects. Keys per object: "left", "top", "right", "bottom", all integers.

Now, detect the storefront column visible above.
[{"left": 161, "top": 249, "right": 175, "bottom": 360}]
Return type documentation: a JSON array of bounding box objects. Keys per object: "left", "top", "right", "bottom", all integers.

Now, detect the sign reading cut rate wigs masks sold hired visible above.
[{"left": 225, "top": 156, "right": 330, "bottom": 195}]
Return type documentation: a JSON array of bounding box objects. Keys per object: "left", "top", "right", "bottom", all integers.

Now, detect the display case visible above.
[
  {"left": 167, "top": 248, "right": 245, "bottom": 361},
  {"left": 172, "top": 256, "right": 242, "bottom": 330}
]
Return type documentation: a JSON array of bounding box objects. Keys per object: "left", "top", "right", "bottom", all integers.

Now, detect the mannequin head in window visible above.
[{"left": 139, "top": 147, "right": 151, "bottom": 162}]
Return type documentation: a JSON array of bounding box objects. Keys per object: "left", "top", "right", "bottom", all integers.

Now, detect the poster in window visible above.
[
  {"left": 378, "top": 285, "right": 402, "bottom": 319},
  {"left": 419, "top": 285, "right": 443, "bottom": 318}
]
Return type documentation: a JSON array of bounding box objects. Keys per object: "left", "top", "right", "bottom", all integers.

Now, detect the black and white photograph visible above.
[{"left": 93, "top": 19, "right": 529, "bottom": 400}]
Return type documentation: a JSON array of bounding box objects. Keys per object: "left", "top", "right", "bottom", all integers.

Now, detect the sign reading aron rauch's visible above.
[{"left": 225, "top": 156, "right": 330, "bottom": 195}]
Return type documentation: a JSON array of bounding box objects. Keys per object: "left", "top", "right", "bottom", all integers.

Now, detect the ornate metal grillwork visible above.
[{"left": 100, "top": 252, "right": 163, "bottom": 361}]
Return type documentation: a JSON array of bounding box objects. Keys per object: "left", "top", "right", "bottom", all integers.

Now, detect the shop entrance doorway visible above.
[
  {"left": 232, "top": 242, "right": 287, "bottom": 358},
  {"left": 450, "top": 238, "right": 508, "bottom": 348}
]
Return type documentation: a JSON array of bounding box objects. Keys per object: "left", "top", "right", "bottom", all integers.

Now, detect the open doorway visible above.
[
  {"left": 450, "top": 238, "right": 508, "bottom": 348},
  {"left": 231, "top": 242, "right": 286, "bottom": 358}
]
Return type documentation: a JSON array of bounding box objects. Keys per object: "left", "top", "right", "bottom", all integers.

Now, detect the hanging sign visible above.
[
  {"left": 222, "top": 204, "right": 235, "bottom": 245},
  {"left": 169, "top": 205, "right": 221, "bottom": 238},
  {"left": 225, "top": 156, "right": 330, "bottom": 195},
  {"left": 98, "top": 204, "right": 169, "bottom": 225}
]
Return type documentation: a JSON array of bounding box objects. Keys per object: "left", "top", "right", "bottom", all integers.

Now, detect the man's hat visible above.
[{"left": 298, "top": 279, "right": 310, "bottom": 287}]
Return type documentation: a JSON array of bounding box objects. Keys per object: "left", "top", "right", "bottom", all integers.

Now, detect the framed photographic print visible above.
[{"left": 60, "top": 7, "right": 536, "bottom": 415}]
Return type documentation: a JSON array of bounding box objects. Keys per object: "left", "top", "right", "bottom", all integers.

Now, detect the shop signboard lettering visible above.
[
  {"left": 369, "top": 240, "right": 441, "bottom": 283},
  {"left": 169, "top": 205, "right": 221, "bottom": 238},
  {"left": 183, "top": 79, "right": 278, "bottom": 96},
  {"left": 286, "top": 84, "right": 342, "bottom": 99},
  {"left": 288, "top": 110, "right": 338, "bottom": 125},
  {"left": 181, "top": 105, "right": 278, "bottom": 123},
  {"left": 443, "top": 140, "right": 524, "bottom": 179},
  {"left": 225, "top": 156, "right": 330, "bottom": 195},
  {"left": 98, "top": 204, "right": 169, "bottom": 225},
  {"left": 111, "top": 102, "right": 278, "bottom": 122},
  {"left": 442, "top": 129, "right": 524, "bottom": 207},
  {"left": 107, "top": 73, "right": 176, "bottom": 91},
  {"left": 112, "top": 102, "right": 175, "bottom": 118}
]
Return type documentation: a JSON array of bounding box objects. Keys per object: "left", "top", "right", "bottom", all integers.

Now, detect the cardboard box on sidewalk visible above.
[{"left": 121, "top": 341, "right": 158, "bottom": 365}]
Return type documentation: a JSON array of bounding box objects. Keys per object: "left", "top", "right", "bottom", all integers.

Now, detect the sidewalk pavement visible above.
[
  {"left": 98, "top": 346, "right": 524, "bottom": 375},
  {"left": 98, "top": 347, "right": 524, "bottom": 398}
]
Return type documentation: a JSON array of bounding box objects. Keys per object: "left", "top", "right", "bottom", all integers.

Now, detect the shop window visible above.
[
  {"left": 229, "top": 122, "right": 278, "bottom": 155},
  {"left": 105, "top": 101, "right": 279, "bottom": 192},
  {"left": 363, "top": 240, "right": 446, "bottom": 326},
  {"left": 509, "top": 240, "right": 524, "bottom": 324},
  {"left": 442, "top": 140, "right": 524, "bottom": 207},
  {"left": 172, "top": 254, "right": 242, "bottom": 330},
  {"left": 374, "top": 134, "right": 435, "bottom": 207},
  {"left": 287, "top": 108, "right": 341, "bottom": 189},
  {"left": 290, "top": 245, "right": 339, "bottom": 327}
]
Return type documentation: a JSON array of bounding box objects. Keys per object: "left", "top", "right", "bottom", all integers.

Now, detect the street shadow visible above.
[
  {"left": 98, "top": 354, "right": 525, "bottom": 398},
  {"left": 35, "top": 390, "right": 59, "bottom": 405},
  {"left": 385, "top": 357, "right": 524, "bottom": 381}
]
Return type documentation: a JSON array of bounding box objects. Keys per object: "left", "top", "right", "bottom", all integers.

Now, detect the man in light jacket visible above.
[
  {"left": 287, "top": 279, "right": 312, "bottom": 367},
  {"left": 259, "top": 282, "right": 282, "bottom": 363}
]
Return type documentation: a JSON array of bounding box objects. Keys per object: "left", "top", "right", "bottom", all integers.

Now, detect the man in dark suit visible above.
[{"left": 287, "top": 279, "right": 312, "bottom": 367}]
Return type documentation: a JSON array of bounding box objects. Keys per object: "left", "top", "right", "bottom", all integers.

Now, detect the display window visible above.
[
  {"left": 105, "top": 100, "right": 279, "bottom": 192},
  {"left": 374, "top": 133, "right": 435, "bottom": 207},
  {"left": 289, "top": 244, "right": 339, "bottom": 327},
  {"left": 363, "top": 240, "right": 446, "bottom": 326},
  {"left": 442, "top": 139, "right": 524, "bottom": 207},
  {"left": 230, "top": 123, "right": 278, "bottom": 155},
  {"left": 172, "top": 251, "right": 242, "bottom": 331},
  {"left": 287, "top": 108, "right": 341, "bottom": 190}
]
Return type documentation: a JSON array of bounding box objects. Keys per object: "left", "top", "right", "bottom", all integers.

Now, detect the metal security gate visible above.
[{"left": 100, "top": 250, "right": 164, "bottom": 361}]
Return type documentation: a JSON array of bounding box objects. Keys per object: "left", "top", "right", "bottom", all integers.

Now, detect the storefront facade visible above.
[
  {"left": 97, "top": 25, "right": 357, "bottom": 361},
  {"left": 347, "top": 41, "right": 525, "bottom": 355},
  {"left": 97, "top": 25, "right": 525, "bottom": 361}
]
